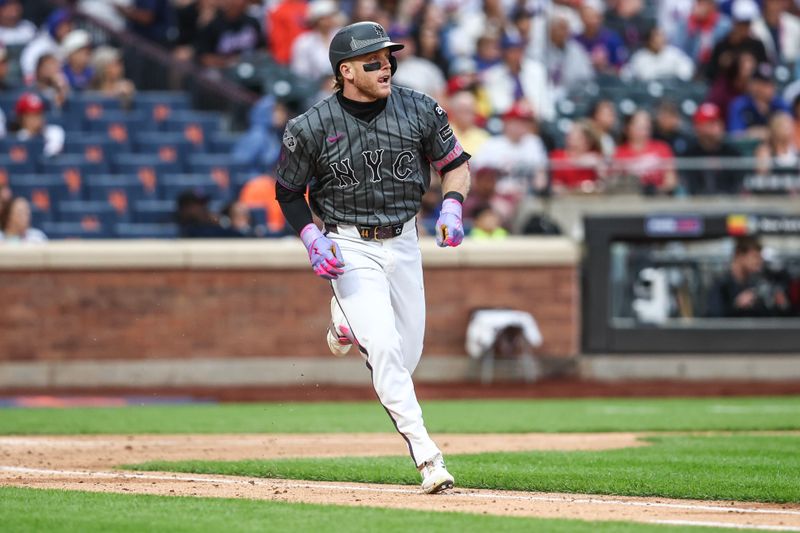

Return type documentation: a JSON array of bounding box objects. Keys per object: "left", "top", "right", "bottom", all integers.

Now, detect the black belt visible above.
[{"left": 325, "top": 222, "right": 404, "bottom": 240}]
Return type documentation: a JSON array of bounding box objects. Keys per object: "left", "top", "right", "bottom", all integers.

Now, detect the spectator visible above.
[
  {"left": 219, "top": 200, "right": 254, "bottom": 237},
  {"left": 653, "top": 100, "right": 693, "bottom": 156},
  {"left": 34, "top": 53, "right": 69, "bottom": 111},
  {"left": 77, "top": 0, "right": 126, "bottom": 32},
  {"left": 290, "top": 1, "right": 341, "bottom": 84},
  {"left": 61, "top": 29, "right": 93, "bottom": 91},
  {"left": 707, "top": 50, "right": 758, "bottom": 121},
  {"left": 392, "top": 27, "right": 447, "bottom": 101},
  {"left": 0, "top": 196, "right": 47, "bottom": 243},
  {"left": 0, "top": 0, "right": 36, "bottom": 46},
  {"left": 20, "top": 7, "right": 72, "bottom": 84},
  {"left": 195, "top": 0, "right": 265, "bottom": 69},
  {"left": 604, "top": 0, "right": 653, "bottom": 52},
  {"left": 622, "top": 26, "right": 695, "bottom": 82},
  {"left": 473, "top": 101, "right": 549, "bottom": 196},
  {"left": 0, "top": 44, "right": 13, "bottom": 91},
  {"left": 752, "top": 0, "right": 800, "bottom": 65},
  {"left": 532, "top": 13, "right": 594, "bottom": 102},
  {"left": 575, "top": 0, "right": 627, "bottom": 74},
  {"left": 682, "top": 102, "right": 744, "bottom": 195},
  {"left": 473, "top": 30, "right": 502, "bottom": 72},
  {"left": 176, "top": 190, "right": 245, "bottom": 238},
  {"left": 727, "top": 62, "right": 790, "bottom": 139},
  {"left": 614, "top": 109, "right": 677, "bottom": 195},
  {"left": 675, "top": 0, "right": 732, "bottom": 72},
  {"left": 586, "top": 98, "right": 618, "bottom": 159},
  {"left": 13, "top": 92, "right": 64, "bottom": 157},
  {"left": 115, "top": 0, "right": 174, "bottom": 46},
  {"left": 707, "top": 236, "right": 791, "bottom": 317},
  {"left": 657, "top": 0, "right": 695, "bottom": 46},
  {"left": 754, "top": 111, "right": 800, "bottom": 180},
  {"left": 483, "top": 33, "right": 553, "bottom": 121},
  {"left": 414, "top": 20, "right": 449, "bottom": 77},
  {"left": 706, "top": 0, "right": 768, "bottom": 83},
  {"left": 469, "top": 204, "right": 508, "bottom": 240},
  {"left": 173, "top": 0, "right": 218, "bottom": 63},
  {"left": 238, "top": 175, "right": 289, "bottom": 234},
  {"left": 232, "top": 94, "right": 287, "bottom": 175},
  {"left": 549, "top": 120, "right": 605, "bottom": 192},
  {"left": 462, "top": 165, "right": 500, "bottom": 220},
  {"left": 90, "top": 46, "right": 136, "bottom": 107},
  {"left": 446, "top": 90, "right": 489, "bottom": 156},
  {"left": 445, "top": 56, "right": 493, "bottom": 119},
  {"left": 0, "top": 105, "right": 6, "bottom": 139},
  {"left": 267, "top": 0, "right": 308, "bottom": 65}
]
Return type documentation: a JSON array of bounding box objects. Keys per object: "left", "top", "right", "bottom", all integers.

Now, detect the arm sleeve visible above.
[
  {"left": 420, "top": 97, "right": 471, "bottom": 175},
  {"left": 276, "top": 182, "right": 313, "bottom": 235},
  {"left": 276, "top": 119, "right": 316, "bottom": 192}
]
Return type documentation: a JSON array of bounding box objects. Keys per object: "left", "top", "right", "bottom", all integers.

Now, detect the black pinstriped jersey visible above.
[{"left": 276, "top": 86, "right": 468, "bottom": 227}]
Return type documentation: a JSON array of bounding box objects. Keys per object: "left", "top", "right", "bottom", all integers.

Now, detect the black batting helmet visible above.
[{"left": 328, "top": 21, "right": 404, "bottom": 76}]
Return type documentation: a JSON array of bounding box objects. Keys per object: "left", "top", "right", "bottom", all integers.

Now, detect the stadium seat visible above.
[
  {"left": 133, "top": 132, "right": 200, "bottom": 170},
  {"left": 134, "top": 91, "right": 191, "bottom": 129},
  {"left": 41, "top": 156, "right": 110, "bottom": 198},
  {"left": 57, "top": 200, "right": 129, "bottom": 233},
  {"left": 113, "top": 153, "right": 183, "bottom": 196},
  {"left": 40, "top": 221, "right": 108, "bottom": 239},
  {"left": 187, "top": 153, "right": 245, "bottom": 195},
  {"left": 8, "top": 173, "right": 78, "bottom": 205},
  {"left": 208, "top": 131, "right": 240, "bottom": 154},
  {"left": 64, "top": 92, "right": 123, "bottom": 126},
  {"left": 86, "top": 173, "right": 160, "bottom": 202},
  {"left": 86, "top": 110, "right": 151, "bottom": 145},
  {"left": 132, "top": 199, "right": 176, "bottom": 224},
  {"left": 163, "top": 111, "right": 222, "bottom": 149},
  {"left": 114, "top": 222, "right": 179, "bottom": 239},
  {"left": 0, "top": 89, "right": 25, "bottom": 116},
  {"left": 160, "top": 173, "right": 231, "bottom": 202},
  {"left": 63, "top": 135, "right": 128, "bottom": 165},
  {"left": 0, "top": 139, "right": 44, "bottom": 173}
]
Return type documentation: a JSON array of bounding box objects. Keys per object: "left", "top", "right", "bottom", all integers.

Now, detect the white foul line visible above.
[
  {"left": 3, "top": 465, "right": 800, "bottom": 521},
  {"left": 653, "top": 520, "right": 800, "bottom": 532}
]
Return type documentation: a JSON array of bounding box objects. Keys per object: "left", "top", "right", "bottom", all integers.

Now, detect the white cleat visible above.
[
  {"left": 327, "top": 297, "right": 356, "bottom": 357},
  {"left": 419, "top": 453, "right": 455, "bottom": 494}
]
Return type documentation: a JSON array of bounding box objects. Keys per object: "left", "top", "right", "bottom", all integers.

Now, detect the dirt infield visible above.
[{"left": 2, "top": 434, "right": 799, "bottom": 531}]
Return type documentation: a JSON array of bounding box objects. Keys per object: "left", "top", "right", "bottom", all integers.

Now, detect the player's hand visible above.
[
  {"left": 435, "top": 198, "right": 464, "bottom": 248},
  {"left": 300, "top": 224, "right": 345, "bottom": 280}
]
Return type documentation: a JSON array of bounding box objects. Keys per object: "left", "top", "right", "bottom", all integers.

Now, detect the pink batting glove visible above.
[
  {"left": 435, "top": 198, "right": 464, "bottom": 247},
  {"left": 300, "top": 224, "right": 345, "bottom": 280}
]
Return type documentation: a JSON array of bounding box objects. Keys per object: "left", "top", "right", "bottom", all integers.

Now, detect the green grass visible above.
[
  {"left": 2, "top": 397, "right": 800, "bottom": 435},
  {"left": 0, "top": 487, "right": 763, "bottom": 533},
  {"left": 127, "top": 435, "right": 800, "bottom": 504}
]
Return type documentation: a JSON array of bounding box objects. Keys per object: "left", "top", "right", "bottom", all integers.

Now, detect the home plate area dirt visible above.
[{"left": 1, "top": 433, "right": 799, "bottom": 531}]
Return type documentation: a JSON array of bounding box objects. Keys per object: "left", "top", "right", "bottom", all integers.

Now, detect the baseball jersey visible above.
[{"left": 277, "top": 86, "right": 467, "bottom": 226}]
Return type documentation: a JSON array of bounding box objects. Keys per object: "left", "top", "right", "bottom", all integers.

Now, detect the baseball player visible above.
[{"left": 276, "top": 21, "right": 471, "bottom": 494}]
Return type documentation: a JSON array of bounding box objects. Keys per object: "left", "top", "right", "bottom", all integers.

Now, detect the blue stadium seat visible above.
[
  {"left": 40, "top": 221, "right": 108, "bottom": 240},
  {"left": 63, "top": 135, "right": 130, "bottom": 162},
  {"left": 132, "top": 199, "right": 176, "bottom": 224},
  {"left": 64, "top": 92, "right": 123, "bottom": 126},
  {"left": 8, "top": 173, "right": 78, "bottom": 205},
  {"left": 0, "top": 139, "right": 44, "bottom": 173},
  {"left": 115, "top": 222, "right": 179, "bottom": 239},
  {"left": 113, "top": 154, "right": 183, "bottom": 197},
  {"left": 0, "top": 89, "right": 25, "bottom": 116},
  {"left": 134, "top": 91, "right": 191, "bottom": 130},
  {"left": 187, "top": 153, "right": 245, "bottom": 195},
  {"left": 160, "top": 174, "right": 231, "bottom": 202},
  {"left": 86, "top": 111, "right": 151, "bottom": 145},
  {"left": 86, "top": 173, "right": 160, "bottom": 202},
  {"left": 133, "top": 132, "right": 200, "bottom": 170},
  {"left": 163, "top": 111, "right": 222, "bottom": 149},
  {"left": 57, "top": 200, "right": 129, "bottom": 233}
]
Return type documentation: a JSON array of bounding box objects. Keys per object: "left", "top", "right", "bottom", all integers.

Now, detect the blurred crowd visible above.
[{"left": 3, "top": 0, "right": 800, "bottom": 240}]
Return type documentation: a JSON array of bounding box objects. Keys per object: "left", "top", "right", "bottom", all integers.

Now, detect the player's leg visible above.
[
  {"left": 330, "top": 236, "right": 441, "bottom": 467},
  {"left": 386, "top": 230, "right": 426, "bottom": 373}
]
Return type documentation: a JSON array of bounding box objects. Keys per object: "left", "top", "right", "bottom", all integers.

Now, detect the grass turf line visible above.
[
  {"left": 127, "top": 435, "right": 800, "bottom": 504},
  {"left": 2, "top": 397, "right": 800, "bottom": 435},
  {"left": 0, "top": 487, "right": 764, "bottom": 533}
]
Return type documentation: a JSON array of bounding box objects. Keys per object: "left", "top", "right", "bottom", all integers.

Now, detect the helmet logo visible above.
[{"left": 374, "top": 25, "right": 385, "bottom": 38}]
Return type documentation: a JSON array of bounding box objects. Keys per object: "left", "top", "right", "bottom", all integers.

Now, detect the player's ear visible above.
[{"left": 340, "top": 61, "right": 355, "bottom": 82}]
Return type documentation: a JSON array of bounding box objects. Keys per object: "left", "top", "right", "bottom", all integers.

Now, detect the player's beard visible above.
[{"left": 352, "top": 70, "right": 392, "bottom": 101}]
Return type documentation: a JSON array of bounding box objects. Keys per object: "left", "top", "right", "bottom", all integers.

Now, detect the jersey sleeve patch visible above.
[
  {"left": 282, "top": 128, "right": 297, "bottom": 153},
  {"left": 438, "top": 124, "right": 453, "bottom": 143}
]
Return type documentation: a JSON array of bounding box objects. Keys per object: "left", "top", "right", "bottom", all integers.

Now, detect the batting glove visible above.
[
  {"left": 300, "top": 224, "right": 345, "bottom": 280},
  {"left": 435, "top": 198, "right": 464, "bottom": 248}
]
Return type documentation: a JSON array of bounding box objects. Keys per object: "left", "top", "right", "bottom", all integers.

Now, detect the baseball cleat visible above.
[
  {"left": 327, "top": 297, "right": 356, "bottom": 357},
  {"left": 419, "top": 453, "right": 455, "bottom": 494}
]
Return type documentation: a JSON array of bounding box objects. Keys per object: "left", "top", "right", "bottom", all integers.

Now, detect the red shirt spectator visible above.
[
  {"left": 549, "top": 121, "right": 604, "bottom": 191},
  {"left": 614, "top": 110, "right": 677, "bottom": 194},
  {"left": 268, "top": 0, "right": 308, "bottom": 65}
]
